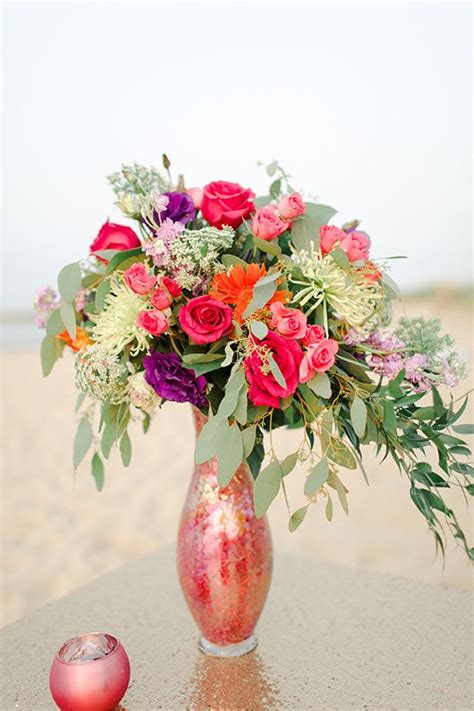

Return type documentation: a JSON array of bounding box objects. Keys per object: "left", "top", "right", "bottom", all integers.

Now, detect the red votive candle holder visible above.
[{"left": 49, "top": 632, "right": 130, "bottom": 711}]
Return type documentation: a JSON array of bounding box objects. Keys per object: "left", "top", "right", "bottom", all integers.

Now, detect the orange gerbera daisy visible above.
[
  {"left": 57, "top": 327, "right": 92, "bottom": 352},
  {"left": 210, "top": 263, "right": 291, "bottom": 322}
]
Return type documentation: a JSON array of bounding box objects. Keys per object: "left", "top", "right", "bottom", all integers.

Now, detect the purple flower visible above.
[
  {"left": 159, "top": 192, "right": 196, "bottom": 224},
  {"left": 143, "top": 351, "right": 207, "bottom": 408}
]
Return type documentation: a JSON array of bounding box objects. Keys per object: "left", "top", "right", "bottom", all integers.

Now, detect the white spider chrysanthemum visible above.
[
  {"left": 92, "top": 277, "right": 150, "bottom": 356},
  {"left": 290, "top": 246, "right": 384, "bottom": 327}
]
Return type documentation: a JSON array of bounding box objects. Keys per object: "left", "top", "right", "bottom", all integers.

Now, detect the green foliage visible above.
[
  {"left": 216, "top": 422, "right": 243, "bottom": 487},
  {"left": 253, "top": 461, "right": 282, "bottom": 518},
  {"left": 242, "top": 272, "right": 279, "bottom": 319},
  {"left": 40, "top": 335, "right": 63, "bottom": 377},
  {"left": 73, "top": 416, "right": 93, "bottom": 469},
  {"left": 288, "top": 505, "right": 308, "bottom": 532},
  {"left": 58, "top": 262, "right": 81, "bottom": 303},
  {"left": 304, "top": 459, "right": 329, "bottom": 496},
  {"left": 59, "top": 301, "right": 77, "bottom": 340},
  {"left": 91, "top": 453, "right": 105, "bottom": 491}
]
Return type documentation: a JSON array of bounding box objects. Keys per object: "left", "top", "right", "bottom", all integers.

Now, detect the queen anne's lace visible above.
[{"left": 74, "top": 346, "right": 130, "bottom": 404}]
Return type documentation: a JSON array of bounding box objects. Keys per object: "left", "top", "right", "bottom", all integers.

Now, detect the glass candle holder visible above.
[{"left": 49, "top": 632, "right": 130, "bottom": 711}]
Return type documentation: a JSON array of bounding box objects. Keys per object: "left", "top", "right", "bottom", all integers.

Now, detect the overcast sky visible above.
[{"left": 2, "top": 1, "right": 472, "bottom": 311}]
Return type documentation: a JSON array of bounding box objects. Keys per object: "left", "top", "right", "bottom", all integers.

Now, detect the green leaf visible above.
[
  {"left": 242, "top": 426, "right": 257, "bottom": 458},
  {"left": 234, "top": 386, "right": 248, "bottom": 425},
  {"left": 382, "top": 400, "right": 397, "bottom": 433},
  {"left": 326, "top": 438, "right": 357, "bottom": 469},
  {"left": 350, "top": 396, "right": 367, "bottom": 438},
  {"left": 91, "top": 452, "right": 104, "bottom": 491},
  {"left": 281, "top": 452, "right": 299, "bottom": 477},
  {"left": 413, "top": 406, "right": 435, "bottom": 421},
  {"left": 325, "top": 495, "right": 333, "bottom": 521},
  {"left": 73, "top": 417, "right": 93, "bottom": 469},
  {"left": 95, "top": 279, "right": 111, "bottom": 311},
  {"left": 254, "top": 195, "right": 272, "bottom": 208},
  {"left": 101, "top": 421, "right": 116, "bottom": 459},
  {"left": 104, "top": 248, "right": 142, "bottom": 276},
  {"left": 253, "top": 461, "right": 282, "bottom": 518},
  {"left": 268, "top": 354, "right": 287, "bottom": 388},
  {"left": 266, "top": 160, "right": 278, "bottom": 176},
  {"left": 75, "top": 392, "right": 86, "bottom": 413},
  {"left": 120, "top": 431, "right": 132, "bottom": 467},
  {"left": 288, "top": 505, "right": 308, "bottom": 532},
  {"left": 250, "top": 320, "right": 268, "bottom": 339},
  {"left": 466, "top": 484, "right": 474, "bottom": 495},
  {"left": 40, "top": 335, "right": 62, "bottom": 376},
  {"left": 304, "top": 202, "right": 337, "bottom": 233},
  {"left": 246, "top": 432, "right": 265, "bottom": 478},
  {"left": 195, "top": 416, "right": 226, "bottom": 465},
  {"left": 59, "top": 301, "right": 77, "bottom": 340},
  {"left": 227, "top": 367, "right": 246, "bottom": 391},
  {"left": 290, "top": 214, "right": 317, "bottom": 252},
  {"left": 329, "top": 471, "right": 349, "bottom": 514},
  {"left": 270, "top": 178, "right": 281, "bottom": 199},
  {"left": 452, "top": 424, "right": 474, "bottom": 435},
  {"left": 253, "top": 236, "right": 282, "bottom": 257},
  {"left": 331, "top": 248, "right": 349, "bottom": 269},
  {"left": 182, "top": 352, "right": 224, "bottom": 365},
  {"left": 186, "top": 359, "right": 225, "bottom": 376},
  {"left": 307, "top": 372, "right": 331, "bottom": 399},
  {"left": 216, "top": 422, "right": 243, "bottom": 487},
  {"left": 242, "top": 273, "right": 278, "bottom": 319},
  {"left": 381, "top": 270, "right": 401, "bottom": 298},
  {"left": 432, "top": 387, "right": 445, "bottom": 417},
  {"left": 222, "top": 254, "right": 248, "bottom": 268},
  {"left": 58, "top": 262, "right": 82, "bottom": 303},
  {"left": 45, "top": 308, "right": 65, "bottom": 336},
  {"left": 217, "top": 388, "right": 241, "bottom": 419},
  {"left": 304, "top": 459, "right": 329, "bottom": 496}
]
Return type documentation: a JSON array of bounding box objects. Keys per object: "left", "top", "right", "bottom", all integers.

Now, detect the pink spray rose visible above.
[
  {"left": 269, "top": 302, "right": 307, "bottom": 339},
  {"left": 320, "top": 225, "right": 346, "bottom": 254},
  {"left": 178, "top": 295, "right": 233, "bottom": 345},
  {"left": 252, "top": 205, "right": 288, "bottom": 241},
  {"left": 161, "top": 276, "right": 182, "bottom": 298},
  {"left": 302, "top": 324, "right": 325, "bottom": 346},
  {"left": 150, "top": 289, "right": 171, "bottom": 310},
  {"left": 340, "top": 231, "right": 371, "bottom": 262},
  {"left": 186, "top": 187, "right": 203, "bottom": 209},
  {"left": 245, "top": 331, "right": 303, "bottom": 408},
  {"left": 277, "top": 192, "right": 306, "bottom": 220},
  {"left": 124, "top": 263, "right": 157, "bottom": 295},
  {"left": 136, "top": 309, "right": 168, "bottom": 336},
  {"left": 299, "top": 339, "right": 339, "bottom": 383}
]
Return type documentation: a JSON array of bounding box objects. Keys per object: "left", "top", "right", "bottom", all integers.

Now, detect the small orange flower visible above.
[
  {"left": 210, "top": 263, "right": 291, "bottom": 322},
  {"left": 57, "top": 327, "right": 92, "bottom": 352}
]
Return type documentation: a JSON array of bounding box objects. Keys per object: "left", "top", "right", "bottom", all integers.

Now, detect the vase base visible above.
[{"left": 198, "top": 634, "right": 257, "bottom": 658}]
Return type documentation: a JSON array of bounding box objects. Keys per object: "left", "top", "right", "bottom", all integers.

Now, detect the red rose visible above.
[
  {"left": 90, "top": 220, "right": 141, "bottom": 262},
  {"left": 161, "top": 276, "right": 182, "bottom": 298},
  {"left": 178, "top": 295, "right": 233, "bottom": 345},
  {"left": 245, "top": 331, "right": 303, "bottom": 408},
  {"left": 201, "top": 180, "right": 255, "bottom": 229}
]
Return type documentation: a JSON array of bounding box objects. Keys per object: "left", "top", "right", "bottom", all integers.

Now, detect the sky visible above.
[{"left": 2, "top": 1, "right": 472, "bottom": 311}]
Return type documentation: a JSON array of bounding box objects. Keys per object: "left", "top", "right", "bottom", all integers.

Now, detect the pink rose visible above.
[
  {"left": 150, "top": 289, "right": 171, "bottom": 310},
  {"left": 302, "top": 324, "right": 325, "bottom": 346},
  {"left": 320, "top": 225, "right": 346, "bottom": 254},
  {"left": 90, "top": 220, "right": 141, "bottom": 263},
  {"left": 252, "top": 205, "right": 288, "bottom": 241},
  {"left": 269, "top": 302, "right": 307, "bottom": 339},
  {"left": 161, "top": 276, "right": 182, "bottom": 298},
  {"left": 179, "top": 295, "right": 233, "bottom": 345},
  {"left": 277, "top": 192, "right": 306, "bottom": 220},
  {"left": 136, "top": 309, "right": 168, "bottom": 336},
  {"left": 245, "top": 331, "right": 303, "bottom": 408},
  {"left": 201, "top": 180, "right": 255, "bottom": 229},
  {"left": 124, "top": 263, "right": 157, "bottom": 295},
  {"left": 186, "top": 187, "right": 203, "bottom": 209},
  {"left": 299, "top": 339, "right": 339, "bottom": 383},
  {"left": 340, "top": 231, "right": 371, "bottom": 262}
]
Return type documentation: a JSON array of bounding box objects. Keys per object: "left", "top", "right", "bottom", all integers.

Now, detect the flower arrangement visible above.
[{"left": 36, "top": 157, "right": 473, "bottom": 559}]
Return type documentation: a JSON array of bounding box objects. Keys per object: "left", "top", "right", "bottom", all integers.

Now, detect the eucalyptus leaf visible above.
[
  {"left": 331, "top": 248, "right": 349, "bottom": 269},
  {"left": 382, "top": 400, "right": 397, "bottom": 433},
  {"left": 182, "top": 352, "right": 224, "bottom": 365},
  {"left": 253, "top": 237, "right": 282, "bottom": 257},
  {"left": 95, "top": 279, "right": 111, "bottom": 311},
  {"left": 58, "top": 262, "right": 82, "bottom": 303},
  {"left": 222, "top": 254, "right": 248, "bottom": 268},
  {"left": 304, "top": 202, "right": 337, "bottom": 232},
  {"left": 227, "top": 367, "right": 246, "bottom": 392},
  {"left": 221, "top": 344, "right": 235, "bottom": 368},
  {"left": 288, "top": 505, "right": 308, "bottom": 532},
  {"left": 242, "top": 276, "right": 277, "bottom": 319},
  {"left": 304, "top": 459, "right": 329, "bottom": 496},
  {"left": 120, "top": 431, "right": 132, "bottom": 467},
  {"left": 40, "top": 335, "right": 62, "bottom": 377},
  {"left": 307, "top": 372, "right": 331, "bottom": 399},
  {"left": 268, "top": 355, "right": 287, "bottom": 389},
  {"left": 234, "top": 386, "right": 249, "bottom": 425},
  {"left": 326, "top": 438, "right": 357, "bottom": 469},
  {"left": 45, "top": 308, "right": 65, "bottom": 336},
  {"left": 329, "top": 471, "right": 349, "bottom": 514},
  {"left": 91, "top": 452, "right": 105, "bottom": 491},
  {"left": 104, "top": 248, "right": 142, "bottom": 276},
  {"left": 281, "top": 451, "right": 299, "bottom": 477},
  {"left": 242, "top": 425, "right": 257, "bottom": 458},
  {"left": 73, "top": 417, "right": 93, "bottom": 469},
  {"left": 350, "top": 396, "right": 367, "bottom": 438},
  {"left": 452, "top": 424, "right": 474, "bottom": 435},
  {"left": 250, "top": 320, "right": 268, "bottom": 340},
  {"left": 253, "top": 461, "right": 282, "bottom": 518},
  {"left": 101, "top": 421, "right": 116, "bottom": 459},
  {"left": 195, "top": 416, "right": 226, "bottom": 465},
  {"left": 217, "top": 388, "right": 241, "bottom": 419},
  {"left": 216, "top": 422, "right": 243, "bottom": 487},
  {"left": 325, "top": 495, "right": 333, "bottom": 521},
  {"left": 60, "top": 301, "right": 77, "bottom": 340}
]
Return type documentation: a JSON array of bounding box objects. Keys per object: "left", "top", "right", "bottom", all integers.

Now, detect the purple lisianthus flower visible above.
[
  {"left": 143, "top": 351, "right": 207, "bottom": 408},
  {"left": 159, "top": 191, "right": 196, "bottom": 224}
]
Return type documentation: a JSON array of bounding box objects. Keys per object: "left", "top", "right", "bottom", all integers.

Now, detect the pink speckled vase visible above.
[{"left": 177, "top": 408, "right": 273, "bottom": 657}]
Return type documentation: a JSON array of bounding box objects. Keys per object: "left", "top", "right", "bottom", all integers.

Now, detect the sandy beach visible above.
[{"left": 1, "top": 292, "right": 473, "bottom": 628}]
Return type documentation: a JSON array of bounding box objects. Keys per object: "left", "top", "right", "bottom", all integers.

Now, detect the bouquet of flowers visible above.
[{"left": 36, "top": 157, "right": 472, "bottom": 559}]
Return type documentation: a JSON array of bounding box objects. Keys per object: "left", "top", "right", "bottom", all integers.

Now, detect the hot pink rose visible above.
[
  {"left": 277, "top": 192, "right": 306, "bottom": 220},
  {"left": 302, "top": 324, "right": 325, "bottom": 346},
  {"left": 136, "top": 309, "right": 168, "bottom": 336},
  {"left": 179, "top": 295, "right": 233, "bottom": 345},
  {"left": 124, "top": 263, "right": 157, "bottom": 295},
  {"left": 201, "top": 180, "right": 255, "bottom": 229},
  {"left": 150, "top": 289, "right": 171, "bottom": 310},
  {"left": 320, "top": 225, "right": 346, "bottom": 254},
  {"left": 340, "top": 231, "right": 371, "bottom": 262},
  {"left": 161, "top": 276, "right": 182, "bottom": 298},
  {"left": 299, "top": 339, "right": 339, "bottom": 383},
  {"left": 90, "top": 220, "right": 141, "bottom": 263},
  {"left": 245, "top": 331, "right": 303, "bottom": 408},
  {"left": 252, "top": 205, "right": 288, "bottom": 241},
  {"left": 269, "top": 302, "right": 307, "bottom": 339},
  {"left": 186, "top": 187, "right": 203, "bottom": 209}
]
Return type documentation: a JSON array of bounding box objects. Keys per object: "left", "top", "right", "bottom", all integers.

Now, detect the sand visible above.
[{"left": 1, "top": 293, "right": 473, "bottom": 627}]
